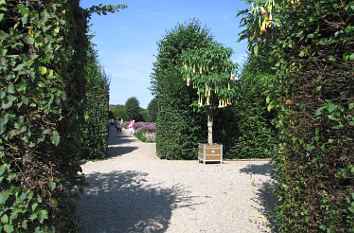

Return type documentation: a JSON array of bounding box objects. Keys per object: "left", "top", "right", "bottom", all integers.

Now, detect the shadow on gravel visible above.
[
  {"left": 106, "top": 127, "right": 138, "bottom": 158},
  {"left": 250, "top": 181, "right": 279, "bottom": 233},
  {"left": 107, "top": 146, "right": 138, "bottom": 158},
  {"left": 77, "top": 170, "right": 195, "bottom": 233},
  {"left": 239, "top": 163, "right": 274, "bottom": 176},
  {"left": 241, "top": 163, "right": 279, "bottom": 232}
]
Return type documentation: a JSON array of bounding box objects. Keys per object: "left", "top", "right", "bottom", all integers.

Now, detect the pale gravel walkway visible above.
[{"left": 77, "top": 126, "right": 276, "bottom": 233}]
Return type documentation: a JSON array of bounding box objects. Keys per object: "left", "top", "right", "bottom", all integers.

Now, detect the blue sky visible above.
[{"left": 79, "top": 0, "right": 249, "bottom": 108}]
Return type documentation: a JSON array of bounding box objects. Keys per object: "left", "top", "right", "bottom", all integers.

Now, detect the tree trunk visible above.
[{"left": 207, "top": 109, "right": 213, "bottom": 144}]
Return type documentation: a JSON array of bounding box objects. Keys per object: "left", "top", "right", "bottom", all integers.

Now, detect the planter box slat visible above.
[{"left": 198, "top": 143, "right": 223, "bottom": 164}]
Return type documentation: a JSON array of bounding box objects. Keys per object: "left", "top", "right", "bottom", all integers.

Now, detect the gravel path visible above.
[{"left": 77, "top": 126, "right": 276, "bottom": 233}]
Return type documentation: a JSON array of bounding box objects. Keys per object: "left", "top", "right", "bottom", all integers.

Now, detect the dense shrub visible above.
[
  {"left": 239, "top": 0, "right": 353, "bottom": 231},
  {"left": 139, "top": 109, "right": 152, "bottom": 122},
  {"left": 150, "top": 20, "right": 211, "bottom": 159},
  {"left": 81, "top": 45, "right": 110, "bottom": 160},
  {"left": 0, "top": 1, "right": 87, "bottom": 231},
  {"left": 227, "top": 54, "right": 277, "bottom": 159}
]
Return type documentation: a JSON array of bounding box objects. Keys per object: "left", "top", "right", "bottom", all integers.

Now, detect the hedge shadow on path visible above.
[
  {"left": 240, "top": 163, "right": 278, "bottom": 232},
  {"left": 107, "top": 127, "right": 138, "bottom": 158},
  {"left": 77, "top": 170, "right": 196, "bottom": 233}
]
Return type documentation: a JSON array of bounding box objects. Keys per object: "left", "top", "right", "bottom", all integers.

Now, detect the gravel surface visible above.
[{"left": 77, "top": 126, "right": 276, "bottom": 233}]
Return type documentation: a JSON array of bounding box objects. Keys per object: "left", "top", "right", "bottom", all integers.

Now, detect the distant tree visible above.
[
  {"left": 139, "top": 109, "right": 152, "bottom": 122},
  {"left": 125, "top": 97, "right": 141, "bottom": 121},
  {"left": 147, "top": 97, "right": 158, "bottom": 122}
]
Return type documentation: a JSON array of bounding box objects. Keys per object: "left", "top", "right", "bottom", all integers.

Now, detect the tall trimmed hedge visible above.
[
  {"left": 151, "top": 20, "right": 212, "bottom": 159},
  {"left": 239, "top": 0, "right": 353, "bottom": 231},
  {"left": 228, "top": 54, "right": 277, "bottom": 159},
  {"left": 81, "top": 45, "right": 110, "bottom": 160},
  {"left": 274, "top": 1, "right": 353, "bottom": 231},
  {"left": 0, "top": 1, "right": 87, "bottom": 231}
]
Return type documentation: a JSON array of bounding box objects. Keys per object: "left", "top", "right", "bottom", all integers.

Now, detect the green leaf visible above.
[
  {"left": 319, "top": 39, "right": 328, "bottom": 45},
  {"left": 3, "top": 224, "right": 14, "bottom": 233},
  {"left": 350, "top": 53, "right": 354, "bottom": 61},
  {"left": 0, "top": 164, "right": 7, "bottom": 176},
  {"left": 29, "top": 212, "right": 37, "bottom": 221},
  {"left": 1, "top": 214, "right": 8, "bottom": 224},
  {"left": 349, "top": 103, "right": 353, "bottom": 110},
  {"left": 315, "top": 107, "right": 323, "bottom": 116},
  {"left": 38, "top": 66, "right": 47, "bottom": 75},
  {"left": 17, "top": 79, "right": 28, "bottom": 93},
  {"left": 0, "top": 13, "right": 4, "bottom": 23},
  {"left": 266, "top": 96, "right": 270, "bottom": 103},
  {"left": 328, "top": 56, "right": 335, "bottom": 61},
  {"left": 8, "top": 83, "right": 16, "bottom": 94},
  {"left": 299, "top": 51, "right": 305, "bottom": 57},
  {"left": 50, "top": 198, "right": 58, "bottom": 205},
  {"left": 31, "top": 202, "right": 38, "bottom": 212},
  {"left": 7, "top": 173, "right": 16, "bottom": 181},
  {"left": 38, "top": 210, "right": 48, "bottom": 223},
  {"left": 254, "top": 44, "right": 259, "bottom": 56},
  {"left": 327, "top": 103, "right": 336, "bottom": 113},
  {"left": 0, "top": 192, "right": 10, "bottom": 205},
  {"left": 267, "top": 104, "right": 272, "bottom": 112},
  {"left": 307, "top": 34, "right": 314, "bottom": 39},
  {"left": 50, "top": 131, "right": 60, "bottom": 146},
  {"left": 47, "top": 181, "right": 56, "bottom": 191}
]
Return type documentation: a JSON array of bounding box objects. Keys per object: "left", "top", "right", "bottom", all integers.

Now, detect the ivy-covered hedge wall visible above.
[
  {"left": 273, "top": 1, "right": 353, "bottom": 231},
  {"left": 239, "top": 0, "right": 353, "bottom": 231},
  {"left": 0, "top": 1, "right": 88, "bottom": 231}
]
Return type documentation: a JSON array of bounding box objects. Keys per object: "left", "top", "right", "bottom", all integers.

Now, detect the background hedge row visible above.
[
  {"left": 150, "top": 20, "right": 210, "bottom": 160},
  {"left": 151, "top": 20, "right": 278, "bottom": 159}
]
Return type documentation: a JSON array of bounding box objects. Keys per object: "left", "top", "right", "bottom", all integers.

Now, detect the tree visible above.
[
  {"left": 147, "top": 97, "right": 158, "bottom": 122},
  {"left": 125, "top": 97, "right": 141, "bottom": 121},
  {"left": 180, "top": 42, "right": 238, "bottom": 144}
]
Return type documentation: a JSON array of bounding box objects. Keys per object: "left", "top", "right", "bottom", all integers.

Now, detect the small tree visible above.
[
  {"left": 125, "top": 97, "right": 141, "bottom": 120},
  {"left": 180, "top": 42, "right": 237, "bottom": 144}
]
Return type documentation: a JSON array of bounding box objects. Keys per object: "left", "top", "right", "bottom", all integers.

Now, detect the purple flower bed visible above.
[
  {"left": 122, "top": 121, "right": 156, "bottom": 133},
  {"left": 134, "top": 121, "right": 156, "bottom": 133}
]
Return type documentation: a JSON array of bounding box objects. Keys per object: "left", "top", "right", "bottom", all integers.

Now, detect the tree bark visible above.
[{"left": 207, "top": 109, "right": 213, "bottom": 144}]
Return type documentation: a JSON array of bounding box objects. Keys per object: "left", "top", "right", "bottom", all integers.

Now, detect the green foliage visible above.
[
  {"left": 151, "top": 19, "right": 211, "bottom": 159},
  {"left": 125, "top": 97, "right": 141, "bottom": 121},
  {"left": 139, "top": 109, "right": 152, "bottom": 122},
  {"left": 87, "top": 3, "right": 127, "bottom": 16},
  {"left": 179, "top": 42, "right": 238, "bottom": 109},
  {"left": 110, "top": 104, "right": 126, "bottom": 120},
  {"left": 0, "top": 0, "right": 123, "bottom": 231},
  {"left": 0, "top": 1, "right": 88, "bottom": 231},
  {"left": 147, "top": 97, "right": 158, "bottom": 122},
  {"left": 81, "top": 44, "right": 110, "bottom": 160},
  {"left": 228, "top": 54, "right": 277, "bottom": 158},
  {"left": 239, "top": 0, "right": 353, "bottom": 232}
]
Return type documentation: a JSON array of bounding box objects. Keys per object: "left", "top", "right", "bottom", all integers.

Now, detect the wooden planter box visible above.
[{"left": 198, "top": 143, "right": 223, "bottom": 164}]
